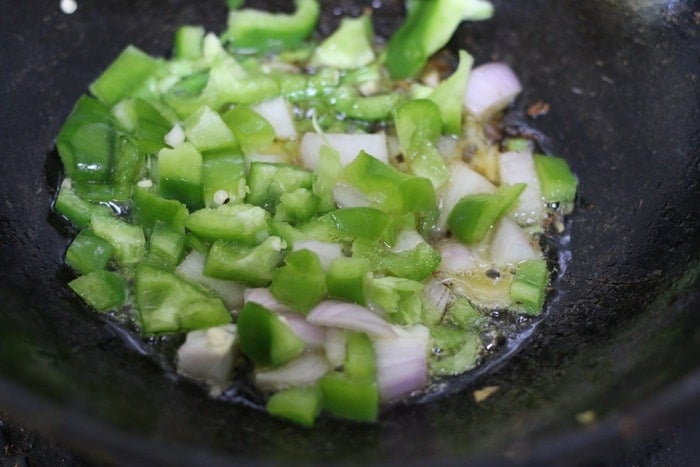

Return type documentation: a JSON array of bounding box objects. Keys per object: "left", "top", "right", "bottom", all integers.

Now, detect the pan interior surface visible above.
[{"left": 0, "top": 0, "right": 698, "bottom": 464}]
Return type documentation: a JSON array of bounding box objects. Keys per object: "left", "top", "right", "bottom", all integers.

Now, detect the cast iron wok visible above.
[{"left": 0, "top": 0, "right": 698, "bottom": 464}]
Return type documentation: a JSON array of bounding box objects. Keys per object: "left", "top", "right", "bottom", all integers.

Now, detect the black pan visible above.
[{"left": 0, "top": 0, "right": 698, "bottom": 464}]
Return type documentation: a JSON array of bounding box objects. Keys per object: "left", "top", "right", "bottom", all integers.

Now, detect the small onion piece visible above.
[
  {"left": 391, "top": 230, "right": 425, "bottom": 254},
  {"left": 439, "top": 161, "right": 496, "bottom": 230},
  {"left": 278, "top": 311, "right": 326, "bottom": 349},
  {"left": 332, "top": 183, "right": 371, "bottom": 209},
  {"left": 324, "top": 328, "right": 346, "bottom": 368},
  {"left": 164, "top": 123, "right": 186, "bottom": 148},
  {"left": 490, "top": 218, "right": 540, "bottom": 265},
  {"left": 373, "top": 325, "right": 430, "bottom": 401},
  {"left": 307, "top": 300, "right": 396, "bottom": 337},
  {"left": 464, "top": 62, "right": 522, "bottom": 118},
  {"left": 499, "top": 150, "right": 545, "bottom": 226},
  {"left": 423, "top": 278, "right": 451, "bottom": 322},
  {"left": 255, "top": 352, "right": 330, "bottom": 390},
  {"left": 252, "top": 97, "right": 297, "bottom": 140},
  {"left": 300, "top": 132, "right": 388, "bottom": 170},
  {"left": 437, "top": 239, "right": 479, "bottom": 274},
  {"left": 245, "top": 288, "right": 325, "bottom": 348},
  {"left": 176, "top": 252, "right": 246, "bottom": 310},
  {"left": 293, "top": 240, "right": 343, "bottom": 271}
]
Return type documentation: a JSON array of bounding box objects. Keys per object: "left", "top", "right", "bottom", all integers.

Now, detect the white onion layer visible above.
[
  {"left": 490, "top": 218, "right": 540, "bottom": 265},
  {"left": 293, "top": 240, "right": 343, "bottom": 271},
  {"left": 373, "top": 325, "right": 430, "bottom": 401},
  {"left": 255, "top": 353, "right": 330, "bottom": 390},
  {"left": 164, "top": 123, "right": 185, "bottom": 148},
  {"left": 437, "top": 240, "right": 479, "bottom": 273},
  {"left": 464, "top": 62, "right": 522, "bottom": 118},
  {"left": 323, "top": 328, "right": 346, "bottom": 368},
  {"left": 244, "top": 288, "right": 325, "bottom": 348},
  {"left": 176, "top": 252, "right": 246, "bottom": 310},
  {"left": 300, "top": 132, "right": 388, "bottom": 170},
  {"left": 307, "top": 301, "right": 396, "bottom": 337},
  {"left": 252, "top": 97, "right": 297, "bottom": 140},
  {"left": 439, "top": 161, "right": 496, "bottom": 230},
  {"left": 499, "top": 150, "right": 545, "bottom": 226}
]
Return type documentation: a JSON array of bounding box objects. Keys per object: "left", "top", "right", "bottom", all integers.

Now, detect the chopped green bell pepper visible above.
[
  {"left": 204, "top": 236, "right": 285, "bottom": 286},
  {"left": 326, "top": 257, "right": 371, "bottom": 305},
  {"left": 65, "top": 229, "right": 114, "bottom": 275},
  {"left": 157, "top": 142, "right": 204, "bottom": 210},
  {"left": 364, "top": 276, "right": 424, "bottom": 325},
  {"left": 69, "top": 270, "right": 127, "bottom": 312},
  {"left": 134, "top": 264, "right": 231, "bottom": 334},
  {"left": 237, "top": 302, "right": 306, "bottom": 368},
  {"left": 132, "top": 186, "right": 189, "bottom": 233},
  {"left": 319, "top": 372, "right": 378, "bottom": 423},
  {"left": 222, "top": 0, "right": 320, "bottom": 54},
  {"left": 89, "top": 45, "right": 160, "bottom": 106},
  {"left": 386, "top": 0, "right": 493, "bottom": 79},
  {"left": 186, "top": 203, "right": 270, "bottom": 244},
  {"left": 510, "top": 259, "right": 549, "bottom": 314},
  {"left": 533, "top": 154, "right": 578, "bottom": 205},
  {"left": 266, "top": 385, "right": 322, "bottom": 427},
  {"left": 427, "top": 50, "right": 473, "bottom": 135},
  {"left": 269, "top": 249, "right": 326, "bottom": 314},
  {"left": 447, "top": 183, "right": 526, "bottom": 245},
  {"left": 90, "top": 216, "right": 146, "bottom": 266}
]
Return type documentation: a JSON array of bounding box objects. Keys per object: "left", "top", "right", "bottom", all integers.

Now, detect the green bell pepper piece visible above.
[
  {"left": 65, "top": 229, "right": 114, "bottom": 275},
  {"left": 386, "top": 0, "right": 493, "bottom": 79},
  {"left": 111, "top": 97, "right": 171, "bottom": 155},
  {"left": 69, "top": 270, "right": 127, "bottom": 312},
  {"left": 56, "top": 95, "right": 117, "bottom": 184},
  {"left": 221, "top": 106, "right": 275, "bottom": 153},
  {"left": 204, "top": 236, "right": 285, "bottom": 287},
  {"left": 173, "top": 25, "right": 205, "bottom": 60},
  {"left": 533, "top": 154, "right": 578, "bottom": 205},
  {"left": 201, "top": 147, "right": 247, "bottom": 208},
  {"left": 54, "top": 180, "right": 114, "bottom": 229},
  {"left": 312, "top": 14, "right": 375, "bottom": 70},
  {"left": 326, "top": 257, "right": 371, "bottom": 305},
  {"left": 246, "top": 162, "right": 314, "bottom": 213},
  {"left": 364, "top": 275, "right": 424, "bottom": 325},
  {"left": 237, "top": 302, "right": 306, "bottom": 368},
  {"left": 89, "top": 45, "right": 160, "bottom": 106},
  {"left": 132, "top": 186, "right": 189, "bottom": 233},
  {"left": 510, "top": 259, "right": 549, "bottom": 315},
  {"left": 275, "top": 188, "right": 321, "bottom": 224},
  {"left": 90, "top": 216, "right": 146, "bottom": 266},
  {"left": 186, "top": 203, "right": 270, "bottom": 244},
  {"left": 183, "top": 106, "right": 237, "bottom": 152},
  {"left": 344, "top": 332, "right": 376, "bottom": 382},
  {"left": 427, "top": 50, "right": 473, "bottom": 135},
  {"left": 352, "top": 238, "right": 440, "bottom": 282},
  {"left": 157, "top": 142, "right": 203, "bottom": 210},
  {"left": 269, "top": 249, "right": 326, "bottom": 314},
  {"left": 394, "top": 99, "right": 449, "bottom": 189},
  {"left": 145, "top": 221, "right": 186, "bottom": 271},
  {"left": 319, "top": 372, "right": 378, "bottom": 422},
  {"left": 266, "top": 385, "right": 322, "bottom": 427},
  {"left": 447, "top": 183, "right": 526, "bottom": 245},
  {"left": 222, "top": 0, "right": 320, "bottom": 54},
  {"left": 134, "top": 264, "right": 231, "bottom": 334}
]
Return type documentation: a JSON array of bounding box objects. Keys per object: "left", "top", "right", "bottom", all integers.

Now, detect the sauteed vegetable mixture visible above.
[{"left": 53, "top": 0, "right": 577, "bottom": 426}]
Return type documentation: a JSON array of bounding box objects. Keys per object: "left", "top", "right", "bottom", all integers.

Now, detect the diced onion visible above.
[
  {"left": 332, "top": 183, "right": 371, "bottom": 208},
  {"left": 391, "top": 230, "right": 425, "bottom": 253},
  {"left": 423, "top": 278, "right": 451, "bottom": 319},
  {"left": 252, "top": 97, "right": 297, "bottom": 140},
  {"left": 324, "top": 328, "right": 346, "bottom": 368},
  {"left": 245, "top": 288, "right": 325, "bottom": 348},
  {"left": 176, "top": 252, "right": 246, "bottom": 310},
  {"left": 164, "top": 123, "right": 185, "bottom": 147},
  {"left": 499, "top": 150, "right": 545, "bottom": 226},
  {"left": 293, "top": 240, "right": 343, "bottom": 271},
  {"left": 255, "top": 352, "right": 330, "bottom": 390},
  {"left": 490, "top": 218, "right": 540, "bottom": 265},
  {"left": 439, "top": 161, "right": 496, "bottom": 230},
  {"left": 300, "top": 132, "right": 388, "bottom": 170},
  {"left": 437, "top": 240, "right": 479, "bottom": 273},
  {"left": 176, "top": 324, "right": 237, "bottom": 395},
  {"left": 464, "top": 62, "right": 522, "bottom": 118},
  {"left": 307, "top": 300, "right": 396, "bottom": 337},
  {"left": 278, "top": 311, "right": 326, "bottom": 349},
  {"left": 373, "top": 325, "right": 430, "bottom": 401}
]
